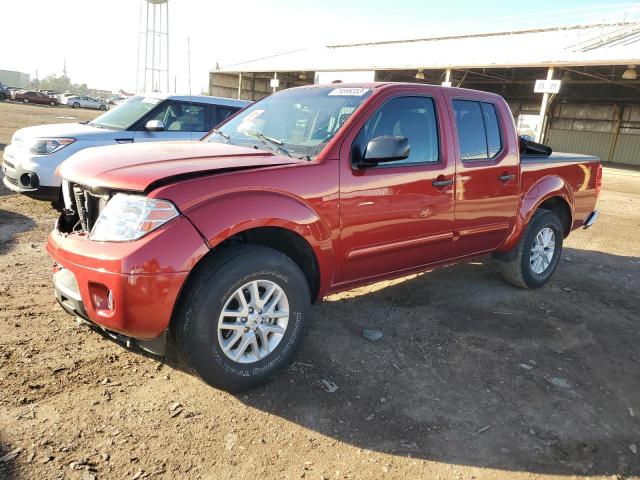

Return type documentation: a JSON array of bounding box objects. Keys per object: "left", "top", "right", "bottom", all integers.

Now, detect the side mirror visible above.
[
  {"left": 358, "top": 135, "right": 410, "bottom": 168},
  {"left": 145, "top": 119, "right": 165, "bottom": 132}
]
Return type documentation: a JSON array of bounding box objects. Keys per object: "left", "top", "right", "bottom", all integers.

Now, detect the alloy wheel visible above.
[{"left": 217, "top": 279, "right": 289, "bottom": 364}]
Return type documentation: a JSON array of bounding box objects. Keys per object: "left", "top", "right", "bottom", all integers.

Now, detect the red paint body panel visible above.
[
  {"left": 47, "top": 83, "right": 600, "bottom": 340},
  {"left": 47, "top": 215, "right": 208, "bottom": 338},
  {"left": 58, "top": 141, "right": 303, "bottom": 191}
]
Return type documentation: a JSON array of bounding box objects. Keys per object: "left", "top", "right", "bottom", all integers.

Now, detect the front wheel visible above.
[
  {"left": 72, "top": 102, "right": 80, "bottom": 108},
  {"left": 172, "top": 245, "right": 311, "bottom": 391},
  {"left": 49, "top": 100, "right": 56, "bottom": 106},
  {"left": 22, "top": 98, "right": 29, "bottom": 103},
  {"left": 497, "top": 209, "right": 563, "bottom": 289}
]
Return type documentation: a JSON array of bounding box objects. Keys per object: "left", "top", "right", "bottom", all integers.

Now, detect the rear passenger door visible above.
[{"left": 444, "top": 93, "right": 520, "bottom": 256}]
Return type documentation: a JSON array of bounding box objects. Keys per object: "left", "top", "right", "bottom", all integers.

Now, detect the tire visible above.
[
  {"left": 22, "top": 98, "right": 29, "bottom": 103},
  {"left": 49, "top": 100, "right": 56, "bottom": 106},
  {"left": 172, "top": 245, "right": 311, "bottom": 391},
  {"left": 73, "top": 102, "right": 80, "bottom": 108},
  {"left": 0, "top": 93, "right": 6, "bottom": 101},
  {"left": 497, "top": 209, "right": 563, "bottom": 289},
  {"left": 99, "top": 104, "right": 107, "bottom": 111}
]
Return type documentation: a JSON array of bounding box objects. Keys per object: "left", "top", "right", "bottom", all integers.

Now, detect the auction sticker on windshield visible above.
[
  {"left": 237, "top": 109, "right": 264, "bottom": 132},
  {"left": 328, "top": 88, "right": 370, "bottom": 96},
  {"left": 141, "top": 97, "right": 161, "bottom": 104}
]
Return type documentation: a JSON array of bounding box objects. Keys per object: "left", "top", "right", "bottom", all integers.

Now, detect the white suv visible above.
[{"left": 2, "top": 94, "right": 249, "bottom": 201}]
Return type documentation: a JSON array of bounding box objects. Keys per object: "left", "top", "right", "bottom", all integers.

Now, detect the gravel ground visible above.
[{"left": 0, "top": 101, "right": 639, "bottom": 480}]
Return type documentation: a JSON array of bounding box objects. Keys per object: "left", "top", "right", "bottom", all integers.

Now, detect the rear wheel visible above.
[
  {"left": 72, "top": 102, "right": 80, "bottom": 108},
  {"left": 49, "top": 100, "right": 56, "bottom": 106},
  {"left": 22, "top": 98, "right": 29, "bottom": 104},
  {"left": 497, "top": 209, "right": 563, "bottom": 289},
  {"left": 172, "top": 245, "right": 311, "bottom": 391}
]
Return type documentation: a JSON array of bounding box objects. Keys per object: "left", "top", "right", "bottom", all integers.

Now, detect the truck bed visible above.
[
  {"left": 521, "top": 152, "right": 599, "bottom": 164},
  {"left": 520, "top": 151, "right": 600, "bottom": 230}
]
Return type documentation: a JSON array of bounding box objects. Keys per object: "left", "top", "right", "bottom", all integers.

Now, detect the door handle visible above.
[
  {"left": 432, "top": 178, "right": 454, "bottom": 187},
  {"left": 499, "top": 173, "right": 516, "bottom": 182}
]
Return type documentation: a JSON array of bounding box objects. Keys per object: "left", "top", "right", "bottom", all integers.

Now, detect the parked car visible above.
[
  {"left": 12, "top": 90, "right": 59, "bottom": 106},
  {"left": 2, "top": 94, "right": 249, "bottom": 201},
  {"left": 57, "top": 93, "right": 77, "bottom": 103},
  {"left": 47, "top": 83, "right": 601, "bottom": 391},
  {"left": 0, "top": 83, "right": 10, "bottom": 101},
  {"left": 63, "top": 95, "right": 108, "bottom": 110}
]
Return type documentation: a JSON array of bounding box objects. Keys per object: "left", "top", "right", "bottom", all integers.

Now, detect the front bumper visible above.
[
  {"left": 47, "top": 214, "right": 209, "bottom": 341},
  {"left": 2, "top": 143, "right": 62, "bottom": 200},
  {"left": 53, "top": 267, "right": 167, "bottom": 355},
  {"left": 583, "top": 210, "right": 598, "bottom": 229}
]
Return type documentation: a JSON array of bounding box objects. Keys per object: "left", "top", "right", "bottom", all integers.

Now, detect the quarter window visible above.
[
  {"left": 453, "top": 100, "right": 502, "bottom": 161},
  {"left": 355, "top": 96, "right": 439, "bottom": 166}
]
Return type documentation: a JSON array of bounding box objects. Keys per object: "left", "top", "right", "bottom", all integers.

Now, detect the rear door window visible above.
[
  {"left": 481, "top": 103, "right": 502, "bottom": 157},
  {"left": 452, "top": 99, "right": 502, "bottom": 161}
]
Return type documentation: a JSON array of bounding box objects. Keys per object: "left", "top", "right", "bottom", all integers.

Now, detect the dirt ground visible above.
[{"left": 0, "top": 100, "right": 638, "bottom": 480}]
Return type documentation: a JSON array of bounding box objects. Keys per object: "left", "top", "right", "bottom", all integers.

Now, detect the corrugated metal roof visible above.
[{"left": 215, "top": 22, "right": 640, "bottom": 73}]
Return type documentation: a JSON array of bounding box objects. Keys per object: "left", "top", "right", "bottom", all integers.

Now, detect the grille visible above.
[
  {"left": 3, "top": 159, "right": 15, "bottom": 170},
  {"left": 67, "top": 182, "right": 108, "bottom": 233}
]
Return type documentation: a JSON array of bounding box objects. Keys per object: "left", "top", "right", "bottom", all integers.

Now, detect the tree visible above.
[{"left": 30, "top": 74, "right": 89, "bottom": 94}]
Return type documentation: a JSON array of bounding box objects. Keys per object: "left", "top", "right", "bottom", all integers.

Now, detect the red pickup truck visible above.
[{"left": 48, "top": 83, "right": 601, "bottom": 391}]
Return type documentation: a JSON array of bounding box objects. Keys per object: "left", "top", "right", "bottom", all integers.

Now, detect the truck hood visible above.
[
  {"left": 13, "top": 122, "right": 119, "bottom": 141},
  {"left": 58, "top": 141, "right": 304, "bottom": 192}
]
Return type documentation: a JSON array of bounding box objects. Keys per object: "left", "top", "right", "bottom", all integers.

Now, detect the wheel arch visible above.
[
  {"left": 179, "top": 190, "right": 335, "bottom": 304},
  {"left": 497, "top": 175, "right": 574, "bottom": 254}
]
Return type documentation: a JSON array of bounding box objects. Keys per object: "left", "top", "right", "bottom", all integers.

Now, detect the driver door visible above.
[{"left": 338, "top": 91, "right": 456, "bottom": 284}]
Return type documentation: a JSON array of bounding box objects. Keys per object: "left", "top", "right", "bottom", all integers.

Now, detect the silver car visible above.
[{"left": 64, "top": 95, "right": 108, "bottom": 110}]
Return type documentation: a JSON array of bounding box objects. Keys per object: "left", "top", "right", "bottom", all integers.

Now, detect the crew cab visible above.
[
  {"left": 2, "top": 93, "right": 249, "bottom": 201},
  {"left": 47, "top": 83, "right": 601, "bottom": 391}
]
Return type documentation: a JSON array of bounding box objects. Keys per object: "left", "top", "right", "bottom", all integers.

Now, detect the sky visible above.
[{"left": 1, "top": 0, "right": 637, "bottom": 93}]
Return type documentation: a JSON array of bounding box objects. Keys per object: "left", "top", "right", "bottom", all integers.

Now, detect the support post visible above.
[
  {"left": 272, "top": 72, "right": 278, "bottom": 93},
  {"left": 443, "top": 68, "right": 452, "bottom": 86},
  {"left": 537, "top": 67, "right": 554, "bottom": 143},
  {"left": 607, "top": 105, "right": 622, "bottom": 163},
  {"left": 237, "top": 73, "right": 243, "bottom": 100}
]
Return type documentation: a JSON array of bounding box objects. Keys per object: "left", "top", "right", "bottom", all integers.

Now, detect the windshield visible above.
[
  {"left": 207, "top": 86, "right": 373, "bottom": 159},
  {"left": 89, "top": 95, "right": 163, "bottom": 130}
]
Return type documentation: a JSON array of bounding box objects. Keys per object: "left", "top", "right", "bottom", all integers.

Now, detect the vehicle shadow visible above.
[
  {"left": 0, "top": 431, "right": 20, "bottom": 480},
  {"left": 233, "top": 247, "right": 640, "bottom": 477},
  {"left": 0, "top": 208, "right": 35, "bottom": 254}
]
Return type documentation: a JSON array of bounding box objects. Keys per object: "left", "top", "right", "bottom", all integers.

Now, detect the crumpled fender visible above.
[
  {"left": 497, "top": 175, "right": 574, "bottom": 253},
  {"left": 183, "top": 189, "right": 335, "bottom": 298}
]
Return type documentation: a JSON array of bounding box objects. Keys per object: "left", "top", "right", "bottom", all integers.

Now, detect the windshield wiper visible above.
[
  {"left": 244, "top": 130, "right": 292, "bottom": 157},
  {"left": 211, "top": 129, "right": 232, "bottom": 144}
]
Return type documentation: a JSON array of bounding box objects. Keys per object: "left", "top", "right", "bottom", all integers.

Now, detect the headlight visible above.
[
  {"left": 28, "top": 138, "right": 75, "bottom": 155},
  {"left": 89, "top": 194, "right": 179, "bottom": 242}
]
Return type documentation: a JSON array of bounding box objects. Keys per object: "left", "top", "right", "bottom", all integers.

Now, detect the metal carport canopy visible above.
[{"left": 213, "top": 23, "right": 640, "bottom": 73}]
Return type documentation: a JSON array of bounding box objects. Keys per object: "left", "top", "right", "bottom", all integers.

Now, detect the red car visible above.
[
  {"left": 12, "top": 90, "right": 58, "bottom": 106},
  {"left": 48, "top": 83, "right": 601, "bottom": 391}
]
